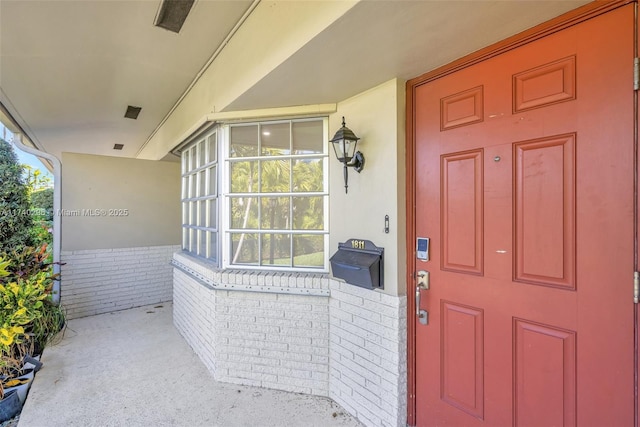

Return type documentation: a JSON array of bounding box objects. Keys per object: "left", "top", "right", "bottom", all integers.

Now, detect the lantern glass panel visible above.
[
  {"left": 332, "top": 138, "right": 358, "bottom": 163},
  {"left": 345, "top": 139, "right": 358, "bottom": 161},
  {"left": 332, "top": 139, "right": 346, "bottom": 162}
]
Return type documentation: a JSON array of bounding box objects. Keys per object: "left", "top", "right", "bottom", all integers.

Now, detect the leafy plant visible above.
[
  {"left": 30, "top": 300, "right": 65, "bottom": 350},
  {"left": 30, "top": 221, "right": 52, "bottom": 247},
  {"left": 29, "top": 187, "right": 54, "bottom": 247},
  {"left": 0, "top": 244, "right": 56, "bottom": 283},
  {"left": 22, "top": 165, "right": 52, "bottom": 196},
  {"left": 0, "top": 249, "right": 65, "bottom": 394},
  {"left": 0, "top": 259, "right": 38, "bottom": 386},
  {"left": 0, "top": 245, "right": 64, "bottom": 350},
  {"left": 0, "top": 273, "right": 48, "bottom": 353}
]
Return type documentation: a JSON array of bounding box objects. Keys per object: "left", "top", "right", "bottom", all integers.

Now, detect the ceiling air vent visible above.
[
  {"left": 113, "top": 144, "right": 124, "bottom": 150},
  {"left": 154, "top": 0, "right": 195, "bottom": 34},
  {"left": 124, "top": 106, "right": 142, "bottom": 120}
]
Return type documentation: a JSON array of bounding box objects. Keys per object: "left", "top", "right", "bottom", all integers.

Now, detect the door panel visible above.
[
  {"left": 441, "top": 150, "right": 483, "bottom": 274},
  {"left": 413, "top": 5, "right": 635, "bottom": 426},
  {"left": 514, "top": 134, "right": 575, "bottom": 289},
  {"left": 440, "top": 301, "right": 484, "bottom": 419},
  {"left": 513, "top": 319, "right": 576, "bottom": 427}
]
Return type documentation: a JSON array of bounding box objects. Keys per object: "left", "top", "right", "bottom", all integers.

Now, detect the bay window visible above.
[
  {"left": 181, "top": 117, "right": 328, "bottom": 271},
  {"left": 181, "top": 128, "right": 219, "bottom": 262}
]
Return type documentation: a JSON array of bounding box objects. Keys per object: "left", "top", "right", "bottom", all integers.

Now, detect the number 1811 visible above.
[{"left": 351, "top": 240, "right": 365, "bottom": 249}]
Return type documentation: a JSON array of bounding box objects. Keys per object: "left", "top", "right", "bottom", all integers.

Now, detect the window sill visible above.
[{"left": 172, "top": 251, "right": 330, "bottom": 296}]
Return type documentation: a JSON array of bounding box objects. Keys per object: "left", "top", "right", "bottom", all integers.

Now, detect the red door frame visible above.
[
  {"left": 405, "top": 1, "right": 635, "bottom": 425},
  {"left": 635, "top": 2, "right": 639, "bottom": 426}
]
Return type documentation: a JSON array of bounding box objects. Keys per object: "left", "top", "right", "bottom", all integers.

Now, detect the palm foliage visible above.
[{"left": 229, "top": 142, "right": 325, "bottom": 267}]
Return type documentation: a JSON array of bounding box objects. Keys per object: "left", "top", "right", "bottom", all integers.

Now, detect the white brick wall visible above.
[
  {"left": 61, "top": 245, "right": 180, "bottom": 319},
  {"left": 329, "top": 280, "right": 407, "bottom": 427},
  {"left": 173, "top": 268, "right": 218, "bottom": 375},
  {"left": 172, "top": 252, "right": 407, "bottom": 427},
  {"left": 173, "top": 252, "right": 331, "bottom": 396}
]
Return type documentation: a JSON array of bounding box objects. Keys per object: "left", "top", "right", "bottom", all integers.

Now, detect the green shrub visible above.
[
  {"left": 30, "top": 188, "right": 53, "bottom": 222},
  {"left": 0, "top": 140, "right": 34, "bottom": 252},
  {"left": 0, "top": 246, "right": 65, "bottom": 379},
  {"left": 0, "top": 245, "right": 53, "bottom": 283}
]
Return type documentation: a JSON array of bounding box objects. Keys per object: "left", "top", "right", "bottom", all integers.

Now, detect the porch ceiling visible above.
[
  {"left": 0, "top": 0, "right": 590, "bottom": 161},
  {"left": 224, "top": 0, "right": 591, "bottom": 112},
  {"left": 0, "top": 0, "right": 254, "bottom": 159}
]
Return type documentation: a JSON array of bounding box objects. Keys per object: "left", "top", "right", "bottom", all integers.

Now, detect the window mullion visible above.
[{"left": 257, "top": 124, "right": 263, "bottom": 267}]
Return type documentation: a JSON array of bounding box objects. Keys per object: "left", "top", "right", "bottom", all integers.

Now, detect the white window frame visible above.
[
  {"left": 180, "top": 117, "right": 329, "bottom": 273},
  {"left": 181, "top": 128, "right": 220, "bottom": 264}
]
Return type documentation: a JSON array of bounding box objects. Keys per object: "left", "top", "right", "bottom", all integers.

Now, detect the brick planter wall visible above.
[
  {"left": 62, "top": 245, "right": 179, "bottom": 319},
  {"left": 329, "top": 281, "right": 407, "bottom": 426},
  {"left": 173, "top": 251, "right": 407, "bottom": 427}
]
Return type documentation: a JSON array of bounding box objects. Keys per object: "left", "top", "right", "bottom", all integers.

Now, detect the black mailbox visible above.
[{"left": 330, "top": 239, "right": 384, "bottom": 290}]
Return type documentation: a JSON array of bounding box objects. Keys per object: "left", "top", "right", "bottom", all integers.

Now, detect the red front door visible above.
[{"left": 411, "top": 4, "right": 635, "bottom": 426}]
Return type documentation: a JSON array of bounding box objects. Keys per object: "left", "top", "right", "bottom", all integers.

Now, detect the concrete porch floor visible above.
[{"left": 18, "top": 304, "right": 362, "bottom": 427}]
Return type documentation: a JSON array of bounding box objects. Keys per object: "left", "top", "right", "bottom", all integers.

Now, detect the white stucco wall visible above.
[
  {"left": 61, "top": 152, "right": 181, "bottom": 251},
  {"left": 60, "top": 153, "right": 181, "bottom": 316},
  {"left": 329, "top": 79, "right": 407, "bottom": 296}
]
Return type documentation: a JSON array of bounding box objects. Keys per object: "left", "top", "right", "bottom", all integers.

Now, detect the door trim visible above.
[
  {"left": 405, "top": 1, "right": 633, "bottom": 425},
  {"left": 635, "top": 3, "right": 639, "bottom": 426}
]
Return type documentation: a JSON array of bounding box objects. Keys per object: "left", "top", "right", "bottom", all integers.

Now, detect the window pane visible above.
[
  {"left": 230, "top": 197, "right": 258, "bottom": 229},
  {"left": 182, "top": 177, "right": 188, "bottom": 199},
  {"left": 231, "top": 233, "right": 259, "bottom": 265},
  {"left": 293, "top": 196, "right": 324, "bottom": 230},
  {"left": 261, "top": 122, "right": 290, "bottom": 156},
  {"left": 199, "top": 201, "right": 207, "bottom": 227},
  {"left": 189, "top": 229, "right": 197, "bottom": 253},
  {"left": 182, "top": 203, "right": 188, "bottom": 225},
  {"left": 209, "top": 166, "right": 217, "bottom": 195},
  {"left": 190, "top": 202, "right": 197, "bottom": 225},
  {"left": 209, "top": 200, "right": 217, "bottom": 230},
  {"left": 190, "top": 147, "right": 197, "bottom": 170},
  {"left": 261, "top": 234, "right": 291, "bottom": 267},
  {"left": 230, "top": 161, "right": 258, "bottom": 193},
  {"left": 182, "top": 229, "right": 188, "bottom": 251},
  {"left": 230, "top": 125, "right": 259, "bottom": 157},
  {"left": 198, "top": 171, "right": 206, "bottom": 197},
  {"left": 292, "top": 120, "right": 323, "bottom": 154},
  {"left": 183, "top": 150, "right": 190, "bottom": 173},
  {"left": 208, "top": 232, "right": 218, "bottom": 261},
  {"left": 208, "top": 134, "right": 217, "bottom": 163},
  {"left": 293, "top": 235, "right": 324, "bottom": 268},
  {"left": 189, "top": 174, "right": 197, "bottom": 198},
  {"left": 198, "top": 230, "right": 207, "bottom": 257},
  {"left": 261, "top": 159, "right": 290, "bottom": 193},
  {"left": 293, "top": 158, "right": 323, "bottom": 192},
  {"left": 261, "top": 197, "right": 290, "bottom": 230},
  {"left": 198, "top": 142, "right": 205, "bottom": 167}
]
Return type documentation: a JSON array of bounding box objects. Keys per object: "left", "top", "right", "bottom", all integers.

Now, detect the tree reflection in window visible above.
[{"left": 228, "top": 119, "right": 327, "bottom": 268}]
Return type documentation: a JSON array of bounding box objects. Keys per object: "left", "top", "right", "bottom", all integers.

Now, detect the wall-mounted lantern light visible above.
[{"left": 330, "top": 117, "right": 364, "bottom": 194}]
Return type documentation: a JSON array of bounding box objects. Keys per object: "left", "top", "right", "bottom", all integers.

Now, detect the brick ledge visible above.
[{"left": 172, "top": 252, "right": 330, "bottom": 296}]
